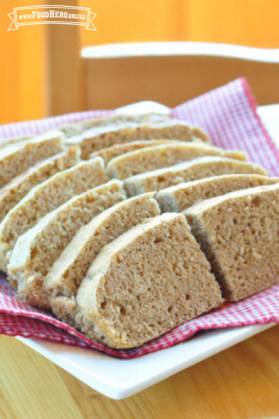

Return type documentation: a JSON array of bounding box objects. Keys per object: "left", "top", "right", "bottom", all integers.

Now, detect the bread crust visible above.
[
  {"left": 45, "top": 193, "right": 161, "bottom": 323},
  {"left": 106, "top": 143, "right": 248, "bottom": 180},
  {"left": 156, "top": 174, "right": 279, "bottom": 212},
  {"left": 0, "top": 131, "right": 64, "bottom": 188},
  {"left": 65, "top": 120, "right": 210, "bottom": 159},
  {"left": 186, "top": 183, "right": 279, "bottom": 301},
  {"left": 124, "top": 157, "right": 268, "bottom": 196},
  {"left": 0, "top": 147, "right": 80, "bottom": 222},
  {"left": 76, "top": 214, "right": 223, "bottom": 349},
  {"left": 8, "top": 180, "right": 126, "bottom": 308},
  {"left": 58, "top": 113, "right": 171, "bottom": 138},
  {"left": 0, "top": 158, "right": 108, "bottom": 271}
]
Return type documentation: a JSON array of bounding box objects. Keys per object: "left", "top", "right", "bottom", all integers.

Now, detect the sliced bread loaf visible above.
[
  {"left": 75, "top": 213, "right": 223, "bottom": 349},
  {"left": 58, "top": 113, "right": 170, "bottom": 138},
  {"left": 8, "top": 180, "right": 126, "bottom": 308},
  {"left": 0, "top": 147, "right": 80, "bottom": 222},
  {"left": 65, "top": 120, "right": 210, "bottom": 159},
  {"left": 0, "top": 131, "right": 63, "bottom": 188},
  {"left": 0, "top": 157, "right": 108, "bottom": 271},
  {"left": 45, "top": 193, "right": 161, "bottom": 323},
  {"left": 106, "top": 143, "right": 248, "bottom": 180},
  {"left": 90, "top": 140, "right": 183, "bottom": 164},
  {"left": 124, "top": 157, "right": 268, "bottom": 196},
  {"left": 156, "top": 174, "right": 279, "bottom": 212},
  {"left": 185, "top": 183, "right": 279, "bottom": 301},
  {"left": 0, "top": 135, "right": 33, "bottom": 148}
]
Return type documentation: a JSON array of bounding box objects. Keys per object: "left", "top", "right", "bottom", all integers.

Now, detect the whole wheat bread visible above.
[
  {"left": 0, "top": 131, "right": 63, "bottom": 188},
  {"left": 124, "top": 157, "right": 268, "bottom": 196},
  {"left": 76, "top": 213, "right": 223, "bottom": 349},
  {"left": 185, "top": 183, "right": 279, "bottom": 301},
  {"left": 45, "top": 193, "right": 161, "bottom": 323},
  {"left": 106, "top": 143, "right": 248, "bottom": 180},
  {"left": 58, "top": 113, "right": 171, "bottom": 138},
  {"left": 8, "top": 180, "right": 126, "bottom": 308},
  {"left": 90, "top": 140, "right": 184, "bottom": 164},
  {"left": 0, "top": 157, "right": 108, "bottom": 271},
  {"left": 0, "top": 147, "right": 80, "bottom": 222},
  {"left": 65, "top": 120, "right": 210, "bottom": 159},
  {"left": 0, "top": 135, "right": 33, "bottom": 148},
  {"left": 156, "top": 174, "right": 279, "bottom": 212}
]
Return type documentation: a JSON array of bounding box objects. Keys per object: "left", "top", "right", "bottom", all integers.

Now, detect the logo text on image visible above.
[{"left": 8, "top": 5, "right": 97, "bottom": 31}]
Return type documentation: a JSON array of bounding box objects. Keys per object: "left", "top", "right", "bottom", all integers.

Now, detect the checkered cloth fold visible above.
[{"left": 0, "top": 78, "right": 278, "bottom": 359}]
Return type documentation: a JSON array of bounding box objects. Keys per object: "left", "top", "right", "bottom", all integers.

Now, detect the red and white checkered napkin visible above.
[{"left": 0, "top": 78, "right": 279, "bottom": 359}]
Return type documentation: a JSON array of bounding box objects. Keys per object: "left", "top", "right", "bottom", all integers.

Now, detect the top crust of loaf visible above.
[
  {"left": 66, "top": 119, "right": 196, "bottom": 143},
  {"left": 124, "top": 157, "right": 268, "bottom": 196},
  {"left": 0, "top": 130, "right": 64, "bottom": 188},
  {"left": 0, "top": 147, "right": 80, "bottom": 222},
  {"left": 76, "top": 213, "right": 223, "bottom": 349},
  {"left": 185, "top": 182, "right": 279, "bottom": 215},
  {"left": 8, "top": 179, "right": 124, "bottom": 279},
  {"left": 156, "top": 174, "right": 279, "bottom": 213},
  {"left": 185, "top": 183, "right": 279, "bottom": 301},
  {"left": 8, "top": 180, "right": 126, "bottom": 307},
  {"left": 45, "top": 192, "right": 161, "bottom": 325},
  {"left": 0, "top": 130, "right": 63, "bottom": 158},
  {"left": 106, "top": 143, "right": 248, "bottom": 179},
  {"left": 58, "top": 113, "right": 171, "bottom": 138},
  {"left": 90, "top": 140, "right": 183, "bottom": 164},
  {"left": 0, "top": 135, "right": 33, "bottom": 148},
  {"left": 0, "top": 157, "right": 108, "bottom": 271},
  {"left": 45, "top": 191, "right": 160, "bottom": 299},
  {"left": 65, "top": 120, "right": 210, "bottom": 159}
]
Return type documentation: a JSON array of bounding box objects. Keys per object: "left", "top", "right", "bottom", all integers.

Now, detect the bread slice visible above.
[
  {"left": 124, "top": 157, "right": 268, "bottom": 196},
  {"left": 0, "top": 131, "right": 63, "bottom": 188},
  {"left": 58, "top": 113, "right": 170, "bottom": 138},
  {"left": 45, "top": 193, "right": 161, "bottom": 323},
  {"left": 8, "top": 180, "right": 126, "bottom": 308},
  {"left": 90, "top": 140, "right": 183, "bottom": 164},
  {"left": 106, "top": 143, "right": 248, "bottom": 180},
  {"left": 156, "top": 174, "right": 279, "bottom": 213},
  {"left": 0, "top": 135, "right": 33, "bottom": 148},
  {"left": 185, "top": 183, "right": 279, "bottom": 301},
  {"left": 65, "top": 120, "right": 210, "bottom": 159},
  {"left": 0, "top": 147, "right": 80, "bottom": 223},
  {"left": 75, "top": 213, "right": 223, "bottom": 349},
  {"left": 0, "top": 158, "right": 108, "bottom": 271}
]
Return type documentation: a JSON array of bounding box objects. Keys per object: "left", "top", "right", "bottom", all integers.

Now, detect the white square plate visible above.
[{"left": 15, "top": 101, "right": 279, "bottom": 400}]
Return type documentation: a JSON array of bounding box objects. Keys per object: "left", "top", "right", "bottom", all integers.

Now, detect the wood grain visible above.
[
  {"left": 46, "top": 0, "right": 84, "bottom": 117},
  {"left": 85, "top": 53, "right": 279, "bottom": 110},
  {"left": 1, "top": 326, "right": 279, "bottom": 418}
]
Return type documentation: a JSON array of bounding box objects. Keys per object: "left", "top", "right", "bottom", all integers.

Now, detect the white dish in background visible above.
[{"left": 15, "top": 101, "right": 278, "bottom": 400}]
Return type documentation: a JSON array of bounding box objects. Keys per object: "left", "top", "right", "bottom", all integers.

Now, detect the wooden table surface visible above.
[
  {"left": 1, "top": 106, "right": 279, "bottom": 418},
  {"left": 1, "top": 325, "right": 279, "bottom": 418}
]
